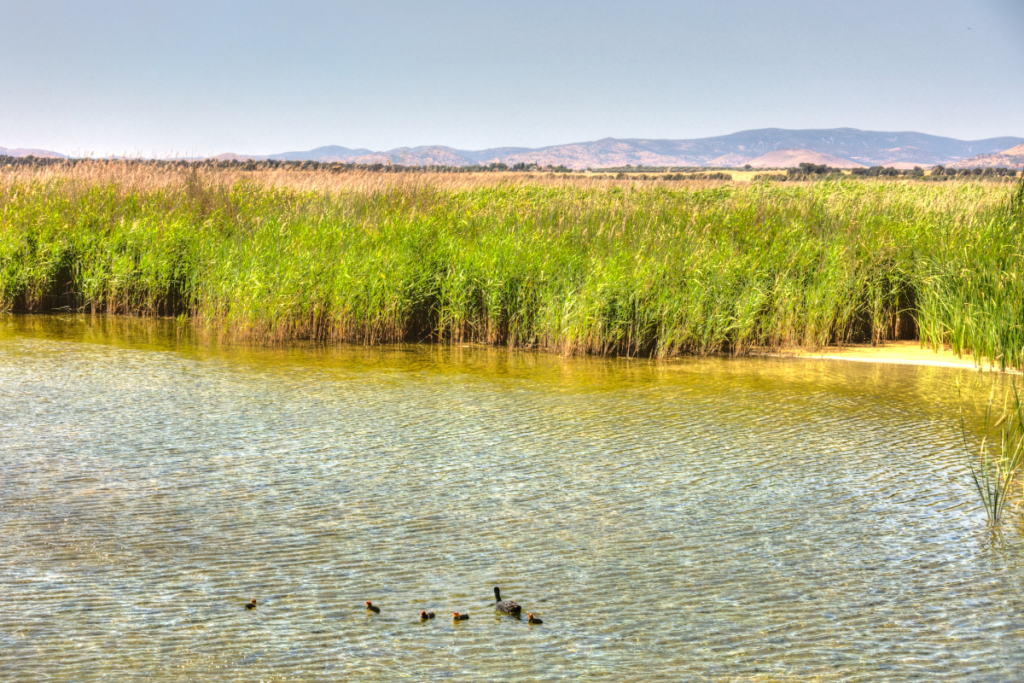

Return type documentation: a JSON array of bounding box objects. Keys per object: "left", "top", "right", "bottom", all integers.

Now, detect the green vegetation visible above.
[
  {"left": 594, "top": 165, "right": 708, "bottom": 173},
  {"left": 850, "top": 165, "right": 923, "bottom": 178},
  {"left": 929, "top": 165, "right": 1021, "bottom": 181},
  {"left": 0, "top": 154, "right": 557, "bottom": 175},
  {"left": 758, "top": 163, "right": 1019, "bottom": 182},
  {"left": 662, "top": 172, "right": 733, "bottom": 181},
  {"left": 962, "top": 381, "right": 1024, "bottom": 526},
  {"left": 1, "top": 169, "right": 1022, "bottom": 368}
]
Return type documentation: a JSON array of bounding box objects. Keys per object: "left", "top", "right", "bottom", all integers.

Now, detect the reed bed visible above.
[{"left": 1, "top": 163, "right": 1021, "bottom": 367}]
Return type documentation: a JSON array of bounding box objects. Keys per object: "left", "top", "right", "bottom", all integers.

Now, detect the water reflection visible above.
[{"left": 1, "top": 315, "right": 1023, "bottom": 681}]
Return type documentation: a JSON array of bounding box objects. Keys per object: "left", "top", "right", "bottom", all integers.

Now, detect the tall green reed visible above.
[
  {"left": 0, "top": 175, "right": 1020, "bottom": 366},
  {"left": 961, "top": 380, "right": 1024, "bottom": 526}
]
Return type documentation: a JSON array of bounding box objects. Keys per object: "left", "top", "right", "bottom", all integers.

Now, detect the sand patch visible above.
[{"left": 763, "top": 341, "right": 1020, "bottom": 374}]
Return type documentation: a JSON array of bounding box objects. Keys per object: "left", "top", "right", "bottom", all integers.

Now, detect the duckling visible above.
[
  {"left": 453, "top": 611, "right": 470, "bottom": 621},
  {"left": 365, "top": 601, "right": 380, "bottom": 614},
  {"left": 494, "top": 586, "right": 522, "bottom": 615},
  {"left": 528, "top": 613, "right": 543, "bottom": 625},
  {"left": 420, "top": 610, "right": 436, "bottom": 620},
  {"left": 245, "top": 599, "right": 257, "bottom": 610}
]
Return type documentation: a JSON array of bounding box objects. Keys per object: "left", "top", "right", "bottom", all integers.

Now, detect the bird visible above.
[
  {"left": 528, "top": 613, "right": 543, "bottom": 625},
  {"left": 420, "top": 610, "right": 435, "bottom": 620},
  {"left": 365, "top": 601, "right": 380, "bottom": 614},
  {"left": 493, "top": 586, "right": 522, "bottom": 615},
  {"left": 245, "top": 599, "right": 257, "bottom": 610},
  {"left": 453, "top": 611, "right": 470, "bottom": 621}
]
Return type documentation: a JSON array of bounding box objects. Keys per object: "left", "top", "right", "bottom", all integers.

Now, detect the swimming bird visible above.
[
  {"left": 245, "top": 599, "right": 257, "bottom": 610},
  {"left": 493, "top": 587, "right": 522, "bottom": 615},
  {"left": 420, "top": 610, "right": 435, "bottom": 620},
  {"left": 365, "top": 601, "right": 380, "bottom": 614},
  {"left": 528, "top": 613, "right": 543, "bottom": 625},
  {"left": 453, "top": 611, "right": 469, "bottom": 621}
]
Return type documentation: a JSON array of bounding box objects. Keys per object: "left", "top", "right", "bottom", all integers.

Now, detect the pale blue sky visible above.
[{"left": 2, "top": 0, "right": 1022, "bottom": 157}]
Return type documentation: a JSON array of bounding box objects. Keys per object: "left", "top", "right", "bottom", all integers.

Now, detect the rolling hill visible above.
[
  {"left": 0, "top": 146, "right": 65, "bottom": 159},
  {"left": 7, "top": 128, "right": 1023, "bottom": 169},
  {"left": 744, "top": 149, "right": 865, "bottom": 169},
  {"left": 212, "top": 128, "right": 1023, "bottom": 169},
  {"left": 947, "top": 142, "right": 1024, "bottom": 170}
]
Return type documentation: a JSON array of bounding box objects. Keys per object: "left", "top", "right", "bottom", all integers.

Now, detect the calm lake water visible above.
[{"left": 2, "top": 315, "right": 1024, "bottom": 682}]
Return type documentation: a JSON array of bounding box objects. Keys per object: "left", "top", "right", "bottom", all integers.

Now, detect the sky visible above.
[{"left": 1, "top": 0, "right": 1022, "bottom": 157}]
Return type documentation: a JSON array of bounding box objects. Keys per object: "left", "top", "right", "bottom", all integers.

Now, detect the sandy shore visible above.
[{"left": 763, "top": 341, "right": 1020, "bottom": 374}]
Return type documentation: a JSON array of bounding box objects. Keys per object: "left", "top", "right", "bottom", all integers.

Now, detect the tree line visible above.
[
  {"left": 3, "top": 155, "right": 1017, "bottom": 179},
  {"left": 0, "top": 155, "right": 570, "bottom": 174}
]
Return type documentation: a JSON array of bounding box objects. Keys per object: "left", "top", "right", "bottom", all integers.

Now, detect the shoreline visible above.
[
  {"left": 2, "top": 175, "right": 1020, "bottom": 373},
  {"left": 3, "top": 313, "right": 1022, "bottom": 374},
  {"left": 760, "top": 341, "right": 1021, "bottom": 374}
]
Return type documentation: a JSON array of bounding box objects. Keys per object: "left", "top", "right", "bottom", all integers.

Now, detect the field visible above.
[{"left": 1, "top": 162, "right": 1022, "bottom": 369}]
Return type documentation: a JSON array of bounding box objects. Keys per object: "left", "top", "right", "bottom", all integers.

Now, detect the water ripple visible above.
[{"left": 2, "top": 319, "right": 1024, "bottom": 681}]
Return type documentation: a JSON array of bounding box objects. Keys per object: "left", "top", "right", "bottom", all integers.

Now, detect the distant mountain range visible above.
[
  {"left": 208, "top": 129, "right": 1023, "bottom": 169},
  {"left": 5, "top": 128, "right": 1024, "bottom": 168},
  {"left": 0, "top": 146, "right": 65, "bottom": 159}
]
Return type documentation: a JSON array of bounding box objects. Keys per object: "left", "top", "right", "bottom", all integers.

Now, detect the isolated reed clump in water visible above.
[
  {"left": 0, "top": 166, "right": 1022, "bottom": 368},
  {"left": 961, "top": 381, "right": 1024, "bottom": 526}
]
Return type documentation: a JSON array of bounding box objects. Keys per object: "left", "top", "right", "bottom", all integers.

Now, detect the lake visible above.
[{"left": 2, "top": 315, "right": 1023, "bottom": 681}]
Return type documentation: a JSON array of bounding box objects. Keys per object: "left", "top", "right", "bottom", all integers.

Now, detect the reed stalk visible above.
[
  {"left": 961, "top": 380, "right": 1024, "bottom": 526},
  {"left": 0, "top": 165, "right": 1021, "bottom": 367}
]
